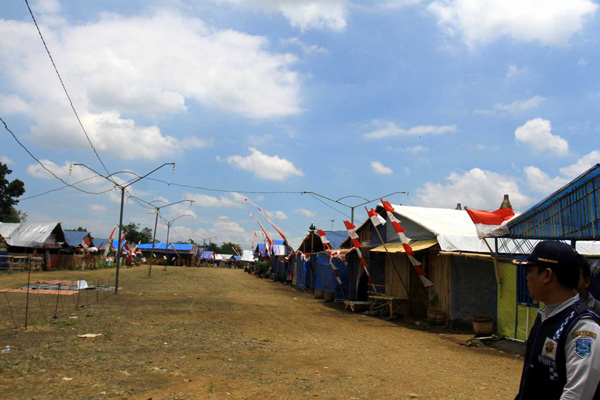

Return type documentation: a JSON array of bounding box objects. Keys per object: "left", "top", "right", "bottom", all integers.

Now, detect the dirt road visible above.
[{"left": 0, "top": 267, "right": 523, "bottom": 399}]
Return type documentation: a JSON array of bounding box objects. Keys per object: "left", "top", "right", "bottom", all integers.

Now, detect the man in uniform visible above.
[
  {"left": 578, "top": 254, "right": 600, "bottom": 314},
  {"left": 515, "top": 241, "right": 600, "bottom": 400}
]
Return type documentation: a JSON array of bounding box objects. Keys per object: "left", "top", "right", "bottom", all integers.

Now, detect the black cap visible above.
[{"left": 514, "top": 241, "right": 579, "bottom": 268}]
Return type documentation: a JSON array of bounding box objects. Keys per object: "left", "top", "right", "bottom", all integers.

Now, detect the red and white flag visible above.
[
  {"left": 343, "top": 220, "right": 377, "bottom": 292},
  {"left": 245, "top": 199, "right": 288, "bottom": 243},
  {"left": 381, "top": 200, "right": 433, "bottom": 288},
  {"left": 103, "top": 226, "right": 117, "bottom": 257},
  {"left": 465, "top": 207, "right": 515, "bottom": 240},
  {"left": 248, "top": 211, "right": 273, "bottom": 254},
  {"left": 367, "top": 208, "right": 387, "bottom": 227},
  {"left": 316, "top": 229, "right": 332, "bottom": 251}
]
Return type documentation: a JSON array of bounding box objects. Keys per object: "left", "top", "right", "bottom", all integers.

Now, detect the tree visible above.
[
  {"left": 121, "top": 222, "right": 153, "bottom": 244},
  {"left": 68, "top": 227, "right": 87, "bottom": 232},
  {"left": 0, "top": 163, "right": 25, "bottom": 222},
  {"left": 217, "top": 242, "right": 242, "bottom": 255}
]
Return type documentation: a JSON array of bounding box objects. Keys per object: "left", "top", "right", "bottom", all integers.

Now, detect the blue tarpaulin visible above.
[{"left": 314, "top": 253, "right": 349, "bottom": 300}]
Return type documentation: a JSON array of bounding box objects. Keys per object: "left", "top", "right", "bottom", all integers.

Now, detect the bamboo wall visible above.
[{"left": 426, "top": 251, "right": 451, "bottom": 319}]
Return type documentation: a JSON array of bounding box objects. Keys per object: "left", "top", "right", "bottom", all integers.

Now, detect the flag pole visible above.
[
  {"left": 481, "top": 238, "right": 502, "bottom": 297},
  {"left": 366, "top": 206, "right": 409, "bottom": 295}
]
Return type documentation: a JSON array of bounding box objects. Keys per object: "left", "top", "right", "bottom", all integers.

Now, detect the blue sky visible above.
[{"left": 1, "top": 0, "right": 600, "bottom": 249}]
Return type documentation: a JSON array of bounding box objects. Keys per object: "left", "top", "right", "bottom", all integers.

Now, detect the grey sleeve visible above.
[{"left": 561, "top": 318, "right": 600, "bottom": 400}]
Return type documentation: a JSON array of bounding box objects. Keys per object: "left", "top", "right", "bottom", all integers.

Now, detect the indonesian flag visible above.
[
  {"left": 381, "top": 200, "right": 433, "bottom": 288},
  {"left": 367, "top": 208, "right": 387, "bottom": 226},
  {"left": 465, "top": 207, "right": 515, "bottom": 239},
  {"left": 245, "top": 199, "right": 288, "bottom": 243},
  {"left": 316, "top": 229, "right": 332, "bottom": 251},
  {"left": 343, "top": 220, "right": 362, "bottom": 249},
  {"left": 104, "top": 226, "right": 117, "bottom": 257}
]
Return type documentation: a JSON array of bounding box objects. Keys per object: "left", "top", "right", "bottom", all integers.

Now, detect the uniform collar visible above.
[{"left": 538, "top": 293, "right": 580, "bottom": 322}]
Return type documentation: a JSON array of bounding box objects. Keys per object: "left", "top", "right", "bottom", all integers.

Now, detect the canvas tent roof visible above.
[
  {"left": 0, "top": 222, "right": 66, "bottom": 248},
  {"left": 375, "top": 204, "right": 489, "bottom": 253},
  {"left": 240, "top": 250, "right": 256, "bottom": 262}
]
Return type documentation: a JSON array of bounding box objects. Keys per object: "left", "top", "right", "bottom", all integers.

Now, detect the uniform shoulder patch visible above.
[
  {"left": 572, "top": 330, "right": 597, "bottom": 339},
  {"left": 575, "top": 338, "right": 593, "bottom": 359}
]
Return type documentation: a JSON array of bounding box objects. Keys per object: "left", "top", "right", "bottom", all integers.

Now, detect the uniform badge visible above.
[
  {"left": 543, "top": 337, "right": 557, "bottom": 360},
  {"left": 575, "top": 338, "right": 593, "bottom": 359}
]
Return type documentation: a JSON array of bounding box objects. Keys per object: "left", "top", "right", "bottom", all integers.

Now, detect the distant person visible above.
[
  {"left": 514, "top": 241, "right": 600, "bottom": 400},
  {"left": 578, "top": 254, "right": 600, "bottom": 314}
]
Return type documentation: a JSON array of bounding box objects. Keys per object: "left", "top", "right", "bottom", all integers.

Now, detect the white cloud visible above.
[
  {"left": 184, "top": 193, "right": 241, "bottom": 208},
  {"left": 0, "top": 11, "right": 301, "bottom": 160},
  {"left": 515, "top": 118, "right": 569, "bottom": 155},
  {"left": 559, "top": 150, "right": 600, "bottom": 178},
  {"left": 89, "top": 204, "right": 107, "bottom": 213},
  {"left": 181, "top": 136, "right": 213, "bottom": 149},
  {"left": 523, "top": 166, "right": 568, "bottom": 194},
  {"left": 578, "top": 58, "right": 588, "bottom": 66},
  {"left": 222, "top": 147, "right": 303, "bottom": 180},
  {"left": 505, "top": 65, "right": 529, "bottom": 83},
  {"left": 523, "top": 151, "right": 600, "bottom": 195},
  {"left": 379, "top": 0, "right": 425, "bottom": 9},
  {"left": 0, "top": 156, "right": 13, "bottom": 165},
  {"left": 364, "top": 120, "right": 456, "bottom": 139},
  {"left": 281, "top": 37, "right": 328, "bottom": 55},
  {"left": 428, "top": 0, "right": 598, "bottom": 48},
  {"left": 214, "top": 0, "right": 348, "bottom": 31},
  {"left": 0, "top": 94, "right": 29, "bottom": 115},
  {"left": 416, "top": 168, "right": 533, "bottom": 209},
  {"left": 295, "top": 208, "right": 316, "bottom": 217},
  {"left": 494, "top": 96, "right": 545, "bottom": 113},
  {"left": 371, "top": 161, "right": 393, "bottom": 175},
  {"left": 214, "top": 220, "right": 245, "bottom": 233},
  {"left": 406, "top": 146, "right": 428, "bottom": 153},
  {"left": 266, "top": 210, "right": 288, "bottom": 220},
  {"left": 31, "top": 0, "right": 61, "bottom": 15}
]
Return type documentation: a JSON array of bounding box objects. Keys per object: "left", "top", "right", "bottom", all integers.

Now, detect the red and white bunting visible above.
[
  {"left": 245, "top": 199, "right": 288, "bottom": 243},
  {"left": 381, "top": 200, "right": 433, "bottom": 288},
  {"left": 297, "top": 251, "right": 310, "bottom": 262},
  {"left": 328, "top": 252, "right": 344, "bottom": 288},
  {"left": 103, "top": 226, "right": 117, "bottom": 257},
  {"left": 316, "top": 229, "right": 332, "bottom": 251},
  {"left": 343, "top": 220, "right": 377, "bottom": 292},
  {"left": 248, "top": 211, "right": 273, "bottom": 254},
  {"left": 367, "top": 208, "right": 387, "bottom": 227}
]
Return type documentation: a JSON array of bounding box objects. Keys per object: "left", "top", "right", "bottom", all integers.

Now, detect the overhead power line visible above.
[
  {"left": 24, "top": 0, "right": 111, "bottom": 176},
  {"left": 1, "top": 115, "right": 113, "bottom": 196}
]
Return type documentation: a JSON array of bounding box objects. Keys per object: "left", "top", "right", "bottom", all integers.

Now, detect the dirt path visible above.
[{"left": 0, "top": 267, "right": 523, "bottom": 399}]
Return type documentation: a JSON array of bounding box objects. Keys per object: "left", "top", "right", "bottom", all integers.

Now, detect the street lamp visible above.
[
  {"left": 163, "top": 214, "right": 192, "bottom": 270},
  {"left": 72, "top": 162, "right": 175, "bottom": 293},
  {"left": 301, "top": 191, "right": 408, "bottom": 224},
  {"left": 129, "top": 196, "right": 194, "bottom": 277}
]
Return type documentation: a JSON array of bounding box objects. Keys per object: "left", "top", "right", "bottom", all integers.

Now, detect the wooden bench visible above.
[{"left": 368, "top": 294, "right": 409, "bottom": 319}]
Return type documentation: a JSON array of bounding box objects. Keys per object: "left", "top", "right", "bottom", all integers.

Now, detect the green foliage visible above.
[
  {"left": 121, "top": 222, "right": 153, "bottom": 244},
  {"left": 0, "top": 163, "right": 25, "bottom": 222},
  {"left": 255, "top": 260, "right": 269, "bottom": 276},
  {"left": 70, "top": 227, "right": 87, "bottom": 232},
  {"left": 218, "top": 241, "right": 242, "bottom": 255}
]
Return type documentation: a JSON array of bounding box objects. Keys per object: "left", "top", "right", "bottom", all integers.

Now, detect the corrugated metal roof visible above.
[
  {"left": 508, "top": 163, "right": 600, "bottom": 240},
  {"left": 0, "top": 222, "right": 65, "bottom": 248}
]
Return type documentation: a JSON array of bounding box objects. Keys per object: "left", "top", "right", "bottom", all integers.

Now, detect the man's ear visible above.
[{"left": 543, "top": 268, "right": 553, "bottom": 282}]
